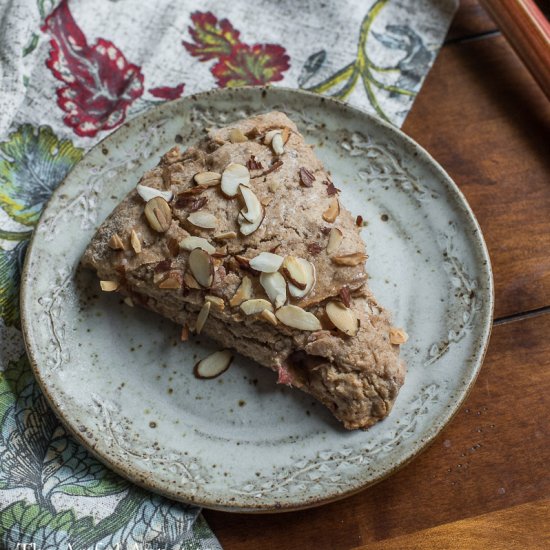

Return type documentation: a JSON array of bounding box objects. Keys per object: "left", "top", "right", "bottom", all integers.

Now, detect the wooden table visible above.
[{"left": 203, "top": 2, "right": 550, "bottom": 547}]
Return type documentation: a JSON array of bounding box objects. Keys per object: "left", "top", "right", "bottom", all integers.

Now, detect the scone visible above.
[{"left": 81, "top": 111, "right": 407, "bottom": 430}]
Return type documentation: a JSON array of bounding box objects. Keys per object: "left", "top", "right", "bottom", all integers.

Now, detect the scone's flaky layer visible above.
[{"left": 82, "top": 111, "right": 406, "bottom": 430}]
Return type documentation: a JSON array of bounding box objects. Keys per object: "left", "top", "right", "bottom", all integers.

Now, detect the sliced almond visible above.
[
  {"left": 205, "top": 295, "right": 225, "bottom": 311},
  {"left": 130, "top": 229, "right": 142, "bottom": 254},
  {"left": 144, "top": 196, "right": 172, "bottom": 232},
  {"left": 389, "top": 327, "right": 409, "bottom": 345},
  {"left": 221, "top": 163, "right": 250, "bottom": 197},
  {"left": 136, "top": 184, "right": 173, "bottom": 203},
  {"left": 326, "top": 227, "right": 343, "bottom": 255},
  {"left": 332, "top": 252, "right": 368, "bottom": 266},
  {"left": 123, "top": 296, "right": 134, "bottom": 307},
  {"left": 188, "top": 248, "right": 214, "bottom": 288},
  {"left": 158, "top": 271, "right": 183, "bottom": 289},
  {"left": 326, "top": 301, "right": 359, "bottom": 336},
  {"left": 181, "top": 324, "right": 190, "bottom": 341},
  {"left": 194, "top": 350, "right": 233, "bottom": 379},
  {"left": 187, "top": 211, "right": 218, "bottom": 229},
  {"left": 275, "top": 305, "right": 322, "bottom": 331},
  {"left": 229, "top": 276, "right": 252, "bottom": 307},
  {"left": 239, "top": 205, "right": 265, "bottom": 236},
  {"left": 249, "top": 252, "right": 284, "bottom": 273},
  {"left": 282, "top": 256, "right": 308, "bottom": 289},
  {"left": 179, "top": 236, "right": 216, "bottom": 254},
  {"left": 264, "top": 128, "right": 289, "bottom": 145},
  {"left": 108, "top": 233, "right": 125, "bottom": 250},
  {"left": 183, "top": 271, "right": 201, "bottom": 289},
  {"left": 288, "top": 259, "right": 316, "bottom": 299},
  {"left": 240, "top": 299, "right": 273, "bottom": 316},
  {"left": 194, "top": 171, "right": 221, "bottom": 187},
  {"left": 322, "top": 197, "right": 340, "bottom": 223},
  {"left": 196, "top": 301, "right": 211, "bottom": 334},
  {"left": 261, "top": 196, "right": 273, "bottom": 207},
  {"left": 271, "top": 132, "right": 284, "bottom": 155},
  {"left": 213, "top": 231, "right": 237, "bottom": 240},
  {"left": 239, "top": 186, "right": 262, "bottom": 223},
  {"left": 261, "top": 309, "right": 278, "bottom": 326},
  {"left": 100, "top": 280, "right": 118, "bottom": 292},
  {"left": 260, "top": 271, "right": 287, "bottom": 308},
  {"left": 229, "top": 128, "right": 248, "bottom": 143}
]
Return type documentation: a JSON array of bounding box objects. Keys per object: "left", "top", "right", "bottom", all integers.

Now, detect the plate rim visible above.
[{"left": 20, "top": 85, "right": 495, "bottom": 513}]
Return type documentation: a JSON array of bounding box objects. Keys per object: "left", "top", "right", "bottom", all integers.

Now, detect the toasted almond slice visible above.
[
  {"left": 389, "top": 327, "right": 409, "bottom": 345},
  {"left": 326, "top": 227, "right": 343, "bottom": 255},
  {"left": 136, "top": 184, "right": 173, "bottom": 203},
  {"left": 144, "top": 196, "right": 172, "bottom": 232},
  {"left": 205, "top": 295, "right": 225, "bottom": 311},
  {"left": 260, "top": 271, "right": 287, "bottom": 308},
  {"left": 158, "top": 271, "right": 183, "bottom": 289},
  {"left": 261, "top": 309, "right": 278, "bottom": 326},
  {"left": 221, "top": 163, "right": 250, "bottom": 197},
  {"left": 332, "top": 252, "right": 368, "bottom": 266},
  {"left": 108, "top": 233, "right": 125, "bottom": 250},
  {"left": 229, "top": 128, "right": 248, "bottom": 143},
  {"left": 239, "top": 205, "right": 265, "bottom": 235},
  {"left": 196, "top": 301, "right": 211, "bottom": 334},
  {"left": 194, "top": 349, "right": 233, "bottom": 379},
  {"left": 229, "top": 276, "right": 252, "bottom": 307},
  {"left": 282, "top": 256, "right": 308, "bottom": 289},
  {"left": 130, "top": 229, "right": 142, "bottom": 254},
  {"left": 326, "top": 301, "right": 359, "bottom": 336},
  {"left": 189, "top": 248, "right": 214, "bottom": 288},
  {"left": 272, "top": 133, "right": 284, "bottom": 155},
  {"left": 179, "top": 236, "right": 216, "bottom": 254},
  {"left": 288, "top": 259, "right": 316, "bottom": 299},
  {"left": 263, "top": 129, "right": 280, "bottom": 144},
  {"left": 276, "top": 305, "right": 322, "bottom": 331},
  {"left": 194, "top": 171, "right": 221, "bottom": 187},
  {"left": 213, "top": 231, "right": 237, "bottom": 240},
  {"left": 322, "top": 197, "right": 340, "bottom": 223},
  {"left": 249, "top": 252, "right": 284, "bottom": 273},
  {"left": 123, "top": 296, "right": 134, "bottom": 307},
  {"left": 181, "top": 324, "right": 190, "bottom": 341},
  {"left": 100, "top": 280, "right": 118, "bottom": 292},
  {"left": 183, "top": 271, "right": 201, "bottom": 289},
  {"left": 240, "top": 299, "right": 273, "bottom": 316},
  {"left": 239, "top": 186, "right": 263, "bottom": 223},
  {"left": 187, "top": 211, "right": 218, "bottom": 229}
]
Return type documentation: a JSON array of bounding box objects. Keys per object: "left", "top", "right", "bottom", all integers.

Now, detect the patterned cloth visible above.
[{"left": 0, "top": 0, "right": 457, "bottom": 547}]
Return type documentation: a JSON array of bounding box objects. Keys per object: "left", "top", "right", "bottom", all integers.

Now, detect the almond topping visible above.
[
  {"left": 229, "top": 128, "right": 248, "bottom": 143},
  {"left": 282, "top": 256, "right": 308, "bottom": 289},
  {"left": 339, "top": 286, "right": 351, "bottom": 308},
  {"left": 326, "top": 301, "right": 359, "bottom": 336},
  {"left": 194, "top": 171, "right": 221, "bottom": 187},
  {"left": 194, "top": 350, "right": 233, "bottom": 379},
  {"left": 187, "top": 211, "right": 218, "bottom": 229},
  {"left": 288, "top": 258, "right": 316, "bottom": 299},
  {"left": 221, "top": 163, "right": 250, "bottom": 197},
  {"left": 240, "top": 299, "right": 273, "bottom": 316},
  {"left": 108, "top": 233, "right": 125, "bottom": 250},
  {"left": 389, "top": 327, "right": 409, "bottom": 345},
  {"left": 144, "top": 197, "right": 172, "bottom": 232},
  {"left": 249, "top": 252, "right": 284, "bottom": 273},
  {"left": 229, "top": 276, "right": 252, "bottom": 307},
  {"left": 260, "top": 271, "right": 287, "bottom": 308},
  {"left": 326, "top": 227, "right": 343, "bottom": 254},
  {"left": 123, "top": 297, "right": 134, "bottom": 307},
  {"left": 261, "top": 309, "right": 278, "bottom": 326},
  {"left": 322, "top": 197, "right": 340, "bottom": 223},
  {"left": 179, "top": 236, "right": 216, "bottom": 254},
  {"left": 158, "top": 271, "right": 183, "bottom": 289},
  {"left": 276, "top": 305, "right": 322, "bottom": 331},
  {"left": 205, "top": 295, "right": 225, "bottom": 311},
  {"left": 271, "top": 132, "right": 284, "bottom": 155},
  {"left": 196, "top": 301, "right": 211, "bottom": 334},
  {"left": 332, "top": 252, "right": 368, "bottom": 266},
  {"left": 130, "top": 230, "right": 142, "bottom": 254},
  {"left": 213, "top": 231, "right": 237, "bottom": 240},
  {"left": 100, "top": 280, "right": 118, "bottom": 292},
  {"left": 183, "top": 271, "right": 201, "bottom": 289},
  {"left": 188, "top": 248, "right": 214, "bottom": 288},
  {"left": 299, "top": 167, "right": 315, "bottom": 187},
  {"left": 239, "top": 204, "right": 265, "bottom": 235},
  {"left": 261, "top": 196, "right": 273, "bottom": 206},
  {"left": 136, "top": 184, "right": 173, "bottom": 203},
  {"left": 239, "top": 186, "right": 263, "bottom": 223}
]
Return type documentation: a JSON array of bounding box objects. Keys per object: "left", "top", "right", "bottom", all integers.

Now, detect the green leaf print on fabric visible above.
[
  {"left": 0, "top": 124, "right": 83, "bottom": 226},
  {"left": 0, "top": 241, "right": 27, "bottom": 327}
]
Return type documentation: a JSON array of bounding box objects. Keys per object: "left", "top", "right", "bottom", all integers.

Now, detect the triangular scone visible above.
[{"left": 82, "top": 112, "right": 406, "bottom": 430}]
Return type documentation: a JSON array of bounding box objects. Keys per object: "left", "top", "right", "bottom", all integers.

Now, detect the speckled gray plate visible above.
[{"left": 21, "top": 87, "right": 493, "bottom": 512}]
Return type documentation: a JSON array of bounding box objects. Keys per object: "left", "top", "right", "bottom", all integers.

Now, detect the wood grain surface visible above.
[{"left": 204, "top": 2, "right": 550, "bottom": 547}]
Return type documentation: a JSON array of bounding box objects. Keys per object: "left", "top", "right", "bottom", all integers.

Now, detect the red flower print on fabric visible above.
[
  {"left": 149, "top": 83, "right": 185, "bottom": 100},
  {"left": 42, "top": 0, "right": 144, "bottom": 137},
  {"left": 183, "top": 11, "right": 290, "bottom": 87}
]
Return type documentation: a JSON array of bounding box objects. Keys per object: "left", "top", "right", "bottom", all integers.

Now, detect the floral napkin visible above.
[{"left": 0, "top": 0, "right": 457, "bottom": 547}]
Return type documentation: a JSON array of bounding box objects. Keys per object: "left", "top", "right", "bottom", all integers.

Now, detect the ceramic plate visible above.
[{"left": 21, "top": 87, "right": 493, "bottom": 512}]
